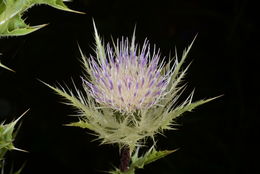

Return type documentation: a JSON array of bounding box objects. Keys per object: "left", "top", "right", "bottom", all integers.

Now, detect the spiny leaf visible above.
[
  {"left": 142, "top": 149, "right": 178, "bottom": 166},
  {"left": 2, "top": 109, "right": 29, "bottom": 135},
  {"left": 109, "top": 147, "right": 178, "bottom": 174},
  {"left": 0, "top": 0, "right": 84, "bottom": 37},
  {"left": 131, "top": 147, "right": 178, "bottom": 169},
  {"left": 34, "top": 0, "right": 83, "bottom": 13},
  {"left": 0, "top": 109, "right": 29, "bottom": 159}
]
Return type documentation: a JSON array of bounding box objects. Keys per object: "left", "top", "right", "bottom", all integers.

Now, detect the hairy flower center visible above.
[{"left": 86, "top": 41, "right": 168, "bottom": 113}]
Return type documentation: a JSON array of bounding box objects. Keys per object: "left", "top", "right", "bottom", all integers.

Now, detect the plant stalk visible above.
[{"left": 119, "top": 146, "right": 130, "bottom": 172}]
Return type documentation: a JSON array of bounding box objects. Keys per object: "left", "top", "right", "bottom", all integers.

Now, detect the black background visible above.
[{"left": 0, "top": 0, "right": 258, "bottom": 174}]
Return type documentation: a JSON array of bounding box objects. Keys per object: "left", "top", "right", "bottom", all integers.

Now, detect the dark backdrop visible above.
[{"left": 0, "top": 0, "right": 258, "bottom": 174}]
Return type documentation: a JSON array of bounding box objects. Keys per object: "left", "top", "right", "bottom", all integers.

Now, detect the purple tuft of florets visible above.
[{"left": 84, "top": 38, "right": 171, "bottom": 113}]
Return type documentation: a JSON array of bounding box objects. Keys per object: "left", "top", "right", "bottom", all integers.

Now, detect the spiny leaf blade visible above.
[
  {"left": 131, "top": 148, "right": 178, "bottom": 169},
  {"left": 0, "top": 0, "right": 83, "bottom": 37},
  {"left": 142, "top": 149, "right": 178, "bottom": 166}
]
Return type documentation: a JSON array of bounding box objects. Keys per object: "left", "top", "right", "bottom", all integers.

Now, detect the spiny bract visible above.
[{"left": 45, "top": 21, "right": 215, "bottom": 151}]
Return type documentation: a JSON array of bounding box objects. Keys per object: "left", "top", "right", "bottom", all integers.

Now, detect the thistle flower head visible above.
[
  {"left": 46, "top": 22, "right": 216, "bottom": 151},
  {"left": 84, "top": 36, "right": 169, "bottom": 114}
]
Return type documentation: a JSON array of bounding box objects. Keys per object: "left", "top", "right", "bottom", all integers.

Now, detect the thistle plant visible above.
[{"left": 45, "top": 22, "right": 218, "bottom": 173}]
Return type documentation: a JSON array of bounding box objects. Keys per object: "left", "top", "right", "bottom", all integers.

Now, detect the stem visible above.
[{"left": 119, "top": 146, "right": 130, "bottom": 172}]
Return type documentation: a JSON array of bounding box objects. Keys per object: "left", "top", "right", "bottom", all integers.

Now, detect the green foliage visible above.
[
  {"left": 0, "top": 0, "right": 83, "bottom": 73},
  {"left": 109, "top": 147, "right": 178, "bottom": 174},
  {"left": 0, "top": 0, "right": 83, "bottom": 37},
  {"left": 0, "top": 109, "right": 28, "bottom": 169},
  {"left": 0, "top": 119, "right": 20, "bottom": 160},
  {"left": 0, "top": 1, "right": 83, "bottom": 173},
  {"left": 130, "top": 147, "right": 177, "bottom": 169}
]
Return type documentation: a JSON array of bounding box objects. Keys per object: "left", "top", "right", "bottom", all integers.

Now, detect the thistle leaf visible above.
[
  {"left": 0, "top": 109, "right": 29, "bottom": 159},
  {"left": 109, "top": 147, "right": 177, "bottom": 174},
  {"left": 130, "top": 147, "right": 178, "bottom": 169},
  {"left": 139, "top": 149, "right": 178, "bottom": 166},
  {"left": 0, "top": 0, "right": 83, "bottom": 37},
  {"left": 34, "top": 0, "right": 82, "bottom": 13}
]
